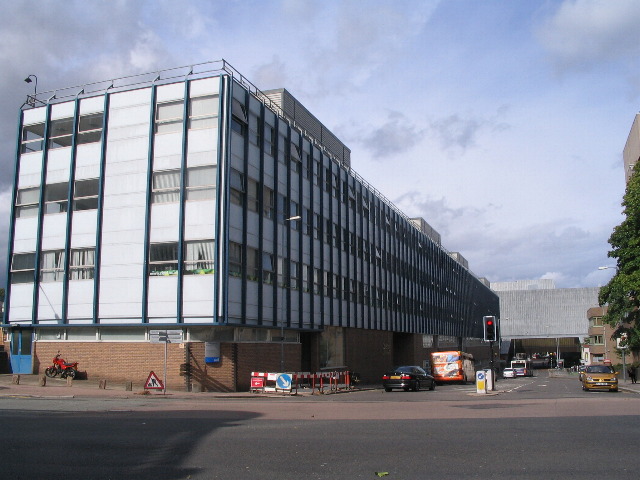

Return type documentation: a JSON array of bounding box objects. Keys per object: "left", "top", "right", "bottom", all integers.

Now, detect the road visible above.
[{"left": 1, "top": 373, "right": 639, "bottom": 479}]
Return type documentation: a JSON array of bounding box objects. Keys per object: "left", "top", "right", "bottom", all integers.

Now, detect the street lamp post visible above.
[{"left": 280, "top": 215, "right": 301, "bottom": 373}]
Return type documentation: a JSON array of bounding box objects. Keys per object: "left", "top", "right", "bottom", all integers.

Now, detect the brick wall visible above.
[
  {"left": 34, "top": 342, "right": 187, "bottom": 391},
  {"left": 30, "top": 340, "right": 304, "bottom": 392}
]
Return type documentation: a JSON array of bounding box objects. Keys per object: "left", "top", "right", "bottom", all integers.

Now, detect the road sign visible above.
[
  {"left": 145, "top": 371, "right": 164, "bottom": 390},
  {"left": 276, "top": 373, "right": 292, "bottom": 390},
  {"left": 476, "top": 370, "right": 486, "bottom": 394},
  {"left": 150, "top": 330, "right": 183, "bottom": 344}
]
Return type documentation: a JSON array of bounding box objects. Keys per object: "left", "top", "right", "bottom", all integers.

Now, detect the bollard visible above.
[
  {"left": 12, "top": 374, "right": 21, "bottom": 385},
  {"left": 191, "top": 383, "right": 202, "bottom": 393},
  {"left": 99, "top": 379, "right": 107, "bottom": 390},
  {"left": 66, "top": 376, "right": 73, "bottom": 387},
  {"left": 39, "top": 375, "right": 46, "bottom": 387},
  {"left": 125, "top": 381, "right": 133, "bottom": 391}
]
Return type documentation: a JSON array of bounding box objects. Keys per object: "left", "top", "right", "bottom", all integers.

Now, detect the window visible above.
[
  {"left": 189, "top": 95, "right": 218, "bottom": 130},
  {"left": 302, "top": 264, "right": 310, "bottom": 292},
  {"left": 290, "top": 261, "right": 299, "bottom": 290},
  {"left": 15, "top": 187, "right": 39, "bottom": 218},
  {"left": 313, "top": 159, "right": 320, "bottom": 186},
  {"left": 262, "top": 252, "right": 274, "bottom": 284},
  {"left": 11, "top": 252, "right": 35, "bottom": 284},
  {"left": 184, "top": 240, "right": 214, "bottom": 274},
  {"left": 303, "top": 153, "right": 312, "bottom": 180},
  {"left": 152, "top": 169, "right": 180, "bottom": 203},
  {"left": 73, "top": 179, "right": 99, "bottom": 211},
  {"left": 44, "top": 183, "right": 68, "bottom": 214},
  {"left": 313, "top": 213, "right": 320, "bottom": 240},
  {"left": 21, "top": 122, "right": 45, "bottom": 153},
  {"left": 276, "top": 193, "right": 288, "bottom": 223},
  {"left": 186, "top": 165, "right": 216, "bottom": 201},
  {"left": 248, "top": 113, "right": 261, "bottom": 147},
  {"left": 77, "top": 112, "right": 103, "bottom": 145},
  {"left": 589, "top": 316, "right": 603, "bottom": 327},
  {"left": 70, "top": 248, "right": 95, "bottom": 280},
  {"left": 290, "top": 143, "right": 301, "bottom": 173},
  {"left": 231, "top": 99, "right": 247, "bottom": 137},
  {"left": 41, "top": 250, "right": 65, "bottom": 282},
  {"left": 149, "top": 242, "right": 178, "bottom": 276},
  {"left": 156, "top": 100, "right": 184, "bottom": 134},
  {"left": 313, "top": 268, "right": 321, "bottom": 295},
  {"left": 247, "top": 246, "right": 259, "bottom": 281},
  {"left": 277, "top": 256, "right": 288, "bottom": 287},
  {"left": 230, "top": 169, "right": 245, "bottom": 206},
  {"left": 48, "top": 117, "right": 74, "bottom": 149},
  {"left": 264, "top": 124, "right": 276, "bottom": 157},
  {"left": 247, "top": 178, "right": 259, "bottom": 213},
  {"left": 263, "top": 186, "right": 274, "bottom": 219},
  {"left": 228, "top": 242, "right": 242, "bottom": 277},
  {"left": 592, "top": 335, "right": 604, "bottom": 345}
]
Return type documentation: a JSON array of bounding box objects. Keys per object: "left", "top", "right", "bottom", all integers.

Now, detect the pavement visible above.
[
  {"left": 0, "top": 373, "right": 366, "bottom": 399},
  {"left": 1, "top": 369, "right": 639, "bottom": 400}
]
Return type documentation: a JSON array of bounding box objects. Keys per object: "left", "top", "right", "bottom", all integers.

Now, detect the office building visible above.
[{"left": 2, "top": 60, "right": 499, "bottom": 390}]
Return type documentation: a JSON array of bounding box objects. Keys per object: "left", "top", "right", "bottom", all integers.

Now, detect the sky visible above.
[{"left": 0, "top": 0, "right": 638, "bottom": 291}]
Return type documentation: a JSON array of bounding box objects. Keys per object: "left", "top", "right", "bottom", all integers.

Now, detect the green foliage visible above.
[
  {"left": 0, "top": 287, "right": 4, "bottom": 302},
  {"left": 599, "top": 163, "right": 640, "bottom": 351}
]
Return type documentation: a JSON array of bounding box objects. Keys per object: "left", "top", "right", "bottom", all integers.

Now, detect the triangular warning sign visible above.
[{"left": 144, "top": 371, "right": 164, "bottom": 390}]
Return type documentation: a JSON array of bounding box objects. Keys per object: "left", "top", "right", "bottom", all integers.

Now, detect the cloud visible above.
[
  {"left": 359, "top": 111, "right": 427, "bottom": 159},
  {"left": 536, "top": 0, "right": 640, "bottom": 73},
  {"left": 393, "top": 189, "right": 613, "bottom": 288}
]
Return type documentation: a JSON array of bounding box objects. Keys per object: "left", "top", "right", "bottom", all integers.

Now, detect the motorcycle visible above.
[{"left": 44, "top": 353, "right": 78, "bottom": 379}]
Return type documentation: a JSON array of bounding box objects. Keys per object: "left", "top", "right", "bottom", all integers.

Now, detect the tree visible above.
[{"left": 599, "top": 162, "right": 640, "bottom": 354}]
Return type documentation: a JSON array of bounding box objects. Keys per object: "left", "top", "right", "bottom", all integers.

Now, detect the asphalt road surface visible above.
[{"left": 1, "top": 374, "right": 639, "bottom": 479}]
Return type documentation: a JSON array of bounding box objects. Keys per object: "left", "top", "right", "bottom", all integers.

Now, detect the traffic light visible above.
[{"left": 483, "top": 316, "right": 497, "bottom": 342}]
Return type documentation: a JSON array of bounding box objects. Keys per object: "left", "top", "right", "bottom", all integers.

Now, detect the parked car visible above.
[
  {"left": 382, "top": 366, "right": 436, "bottom": 392},
  {"left": 502, "top": 368, "right": 517, "bottom": 379},
  {"left": 581, "top": 364, "right": 618, "bottom": 392}
]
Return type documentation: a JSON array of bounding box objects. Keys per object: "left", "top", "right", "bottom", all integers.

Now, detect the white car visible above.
[{"left": 503, "top": 368, "right": 517, "bottom": 379}]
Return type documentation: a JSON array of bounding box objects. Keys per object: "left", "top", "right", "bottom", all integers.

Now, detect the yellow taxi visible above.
[{"left": 581, "top": 364, "right": 619, "bottom": 392}]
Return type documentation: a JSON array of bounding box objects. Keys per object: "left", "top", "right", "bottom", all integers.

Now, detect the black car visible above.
[{"left": 382, "top": 366, "right": 436, "bottom": 392}]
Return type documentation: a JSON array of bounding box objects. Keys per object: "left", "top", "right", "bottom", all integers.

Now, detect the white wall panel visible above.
[
  {"left": 18, "top": 152, "right": 43, "bottom": 187},
  {"left": 79, "top": 96, "right": 104, "bottom": 114},
  {"left": 13, "top": 218, "right": 38, "bottom": 252},
  {"left": 38, "top": 282, "right": 63, "bottom": 320},
  {"left": 23, "top": 106, "right": 47, "bottom": 125},
  {"left": 46, "top": 148, "right": 71, "bottom": 182},
  {"left": 70, "top": 211, "right": 97, "bottom": 247},
  {"left": 157, "top": 83, "right": 184, "bottom": 102},
  {"left": 41, "top": 215, "right": 67, "bottom": 250},
  {"left": 191, "top": 77, "right": 219, "bottom": 96},
  {"left": 100, "top": 242, "right": 144, "bottom": 267},
  {"left": 50, "top": 101, "right": 75, "bottom": 120},
  {"left": 184, "top": 201, "right": 215, "bottom": 239},
  {"left": 75, "top": 143, "right": 102, "bottom": 172},
  {"left": 183, "top": 276, "right": 214, "bottom": 316},
  {"left": 148, "top": 277, "right": 178, "bottom": 318},
  {"left": 106, "top": 138, "right": 150, "bottom": 164},
  {"left": 153, "top": 153, "right": 182, "bottom": 171},
  {"left": 109, "top": 88, "right": 151, "bottom": 109},
  {"left": 8, "top": 284, "right": 34, "bottom": 321},
  {"left": 99, "top": 278, "right": 143, "bottom": 319},
  {"left": 150, "top": 204, "right": 180, "bottom": 242},
  {"left": 67, "top": 281, "right": 95, "bottom": 318},
  {"left": 154, "top": 132, "right": 183, "bottom": 159}
]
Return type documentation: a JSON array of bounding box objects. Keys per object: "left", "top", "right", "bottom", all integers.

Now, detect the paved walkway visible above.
[{"left": 1, "top": 369, "right": 639, "bottom": 399}]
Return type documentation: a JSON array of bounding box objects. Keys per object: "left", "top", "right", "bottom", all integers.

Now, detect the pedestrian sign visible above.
[{"left": 145, "top": 371, "right": 164, "bottom": 390}]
